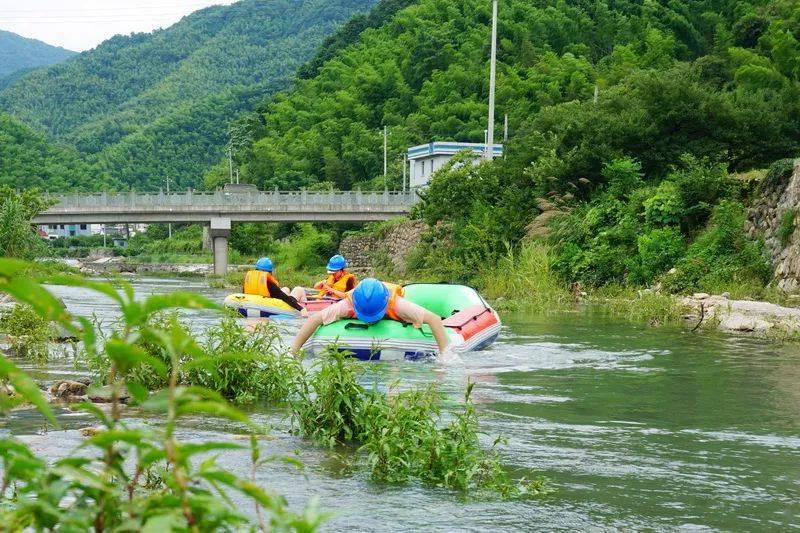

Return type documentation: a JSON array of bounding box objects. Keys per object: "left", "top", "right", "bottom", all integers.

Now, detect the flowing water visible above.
[{"left": 3, "top": 277, "right": 800, "bottom": 531}]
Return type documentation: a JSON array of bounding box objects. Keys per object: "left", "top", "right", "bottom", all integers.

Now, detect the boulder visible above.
[
  {"left": 50, "top": 380, "right": 89, "bottom": 398},
  {"left": 718, "top": 313, "right": 773, "bottom": 333},
  {"left": 89, "top": 385, "right": 130, "bottom": 404},
  {"left": 80, "top": 427, "right": 102, "bottom": 437}
]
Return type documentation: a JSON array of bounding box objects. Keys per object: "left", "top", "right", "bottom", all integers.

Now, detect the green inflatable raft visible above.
[{"left": 302, "top": 283, "right": 501, "bottom": 360}]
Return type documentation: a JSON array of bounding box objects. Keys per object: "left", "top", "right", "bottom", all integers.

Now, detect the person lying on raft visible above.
[
  {"left": 311, "top": 254, "right": 357, "bottom": 300},
  {"left": 290, "top": 278, "right": 450, "bottom": 355},
  {"left": 244, "top": 257, "right": 308, "bottom": 317}
]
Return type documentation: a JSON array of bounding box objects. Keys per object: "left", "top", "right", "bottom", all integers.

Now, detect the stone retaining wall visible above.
[
  {"left": 746, "top": 159, "right": 800, "bottom": 292},
  {"left": 338, "top": 220, "right": 426, "bottom": 277}
]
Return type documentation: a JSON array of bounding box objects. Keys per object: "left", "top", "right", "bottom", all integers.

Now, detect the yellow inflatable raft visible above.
[{"left": 223, "top": 293, "right": 300, "bottom": 318}]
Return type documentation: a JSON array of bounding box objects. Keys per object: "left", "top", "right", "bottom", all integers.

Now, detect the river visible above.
[{"left": 4, "top": 277, "right": 800, "bottom": 530}]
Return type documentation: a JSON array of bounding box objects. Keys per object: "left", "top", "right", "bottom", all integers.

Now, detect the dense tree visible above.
[
  {"left": 225, "top": 0, "right": 797, "bottom": 193},
  {"left": 0, "top": 113, "right": 114, "bottom": 191},
  {"left": 213, "top": 0, "right": 799, "bottom": 292}
]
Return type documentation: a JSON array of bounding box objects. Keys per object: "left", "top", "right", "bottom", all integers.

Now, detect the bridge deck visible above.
[{"left": 33, "top": 190, "right": 418, "bottom": 224}]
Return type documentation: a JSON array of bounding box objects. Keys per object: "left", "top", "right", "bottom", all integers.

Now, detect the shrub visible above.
[
  {"left": 643, "top": 181, "right": 684, "bottom": 226},
  {"left": 292, "top": 348, "right": 366, "bottom": 447},
  {"left": 230, "top": 223, "right": 276, "bottom": 256},
  {"left": 661, "top": 201, "right": 771, "bottom": 293},
  {"left": 0, "top": 260, "right": 322, "bottom": 530},
  {"left": 668, "top": 158, "right": 733, "bottom": 230},
  {"left": 187, "top": 316, "right": 303, "bottom": 404},
  {"left": 292, "top": 351, "right": 551, "bottom": 497},
  {"left": 779, "top": 209, "right": 796, "bottom": 246},
  {"left": 0, "top": 304, "right": 55, "bottom": 364},
  {"left": 278, "top": 224, "right": 336, "bottom": 271},
  {"left": 604, "top": 158, "right": 643, "bottom": 199},
  {"left": 631, "top": 227, "right": 685, "bottom": 285}
]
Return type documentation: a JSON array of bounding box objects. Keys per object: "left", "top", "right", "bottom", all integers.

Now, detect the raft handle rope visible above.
[
  {"left": 344, "top": 322, "right": 371, "bottom": 330},
  {"left": 402, "top": 282, "right": 492, "bottom": 314}
]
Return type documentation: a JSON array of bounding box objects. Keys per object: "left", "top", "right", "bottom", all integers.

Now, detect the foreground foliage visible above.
[{"left": 0, "top": 259, "right": 323, "bottom": 530}]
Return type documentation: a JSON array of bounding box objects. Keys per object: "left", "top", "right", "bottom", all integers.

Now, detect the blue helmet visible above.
[
  {"left": 351, "top": 278, "right": 389, "bottom": 324},
  {"left": 255, "top": 257, "right": 274, "bottom": 272},
  {"left": 326, "top": 254, "right": 347, "bottom": 272}
]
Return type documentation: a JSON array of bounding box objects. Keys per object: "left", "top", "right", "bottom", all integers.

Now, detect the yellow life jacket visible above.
[
  {"left": 345, "top": 282, "right": 404, "bottom": 321},
  {"left": 243, "top": 270, "right": 279, "bottom": 297},
  {"left": 317, "top": 271, "right": 357, "bottom": 296}
]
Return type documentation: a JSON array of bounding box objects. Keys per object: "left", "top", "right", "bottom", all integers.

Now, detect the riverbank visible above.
[
  {"left": 31, "top": 254, "right": 800, "bottom": 343},
  {"left": 681, "top": 292, "right": 800, "bottom": 339}
]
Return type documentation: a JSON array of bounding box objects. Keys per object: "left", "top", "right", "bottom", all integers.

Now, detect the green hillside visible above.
[
  {"left": 229, "top": 0, "right": 799, "bottom": 191},
  {"left": 0, "top": 0, "right": 376, "bottom": 189},
  {"left": 0, "top": 30, "right": 75, "bottom": 78},
  {"left": 226, "top": 0, "right": 799, "bottom": 295},
  {"left": 0, "top": 113, "right": 113, "bottom": 191}
]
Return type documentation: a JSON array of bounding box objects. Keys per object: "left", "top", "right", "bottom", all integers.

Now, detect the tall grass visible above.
[
  {"left": 0, "top": 198, "right": 44, "bottom": 259},
  {"left": 589, "top": 285, "right": 682, "bottom": 326},
  {"left": 473, "top": 242, "right": 571, "bottom": 308}
]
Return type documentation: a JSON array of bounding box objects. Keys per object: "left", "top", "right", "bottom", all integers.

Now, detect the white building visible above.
[
  {"left": 407, "top": 141, "right": 503, "bottom": 188},
  {"left": 40, "top": 223, "right": 93, "bottom": 239}
]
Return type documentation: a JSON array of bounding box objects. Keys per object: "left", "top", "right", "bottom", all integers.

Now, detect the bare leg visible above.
[{"left": 290, "top": 286, "right": 306, "bottom": 301}]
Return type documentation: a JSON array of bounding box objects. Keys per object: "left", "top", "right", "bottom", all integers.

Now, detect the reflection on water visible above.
[{"left": 3, "top": 278, "right": 799, "bottom": 530}]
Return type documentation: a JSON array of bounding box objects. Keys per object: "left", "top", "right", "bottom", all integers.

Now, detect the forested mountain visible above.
[
  {"left": 226, "top": 0, "right": 799, "bottom": 191},
  {"left": 0, "top": 113, "right": 114, "bottom": 191},
  {"left": 0, "top": 0, "right": 376, "bottom": 189},
  {"left": 0, "top": 30, "right": 75, "bottom": 78}
]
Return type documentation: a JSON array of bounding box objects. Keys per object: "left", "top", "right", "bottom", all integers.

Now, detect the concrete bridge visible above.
[{"left": 34, "top": 189, "right": 419, "bottom": 274}]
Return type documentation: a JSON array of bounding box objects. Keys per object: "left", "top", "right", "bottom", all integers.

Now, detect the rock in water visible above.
[
  {"left": 50, "top": 380, "right": 89, "bottom": 398},
  {"left": 89, "top": 385, "right": 130, "bottom": 404}
]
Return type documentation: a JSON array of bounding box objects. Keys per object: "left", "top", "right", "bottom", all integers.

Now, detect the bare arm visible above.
[
  {"left": 323, "top": 285, "right": 348, "bottom": 299},
  {"left": 291, "top": 313, "right": 324, "bottom": 355},
  {"left": 422, "top": 311, "right": 449, "bottom": 353},
  {"left": 268, "top": 279, "right": 303, "bottom": 311}
]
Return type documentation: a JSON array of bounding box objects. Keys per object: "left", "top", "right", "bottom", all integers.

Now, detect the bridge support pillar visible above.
[
  {"left": 202, "top": 226, "right": 212, "bottom": 252},
  {"left": 209, "top": 218, "right": 231, "bottom": 276}
]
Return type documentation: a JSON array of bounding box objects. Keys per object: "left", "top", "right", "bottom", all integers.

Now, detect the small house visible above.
[{"left": 407, "top": 141, "right": 503, "bottom": 188}]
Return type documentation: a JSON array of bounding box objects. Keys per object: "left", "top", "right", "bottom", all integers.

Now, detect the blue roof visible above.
[{"left": 407, "top": 141, "right": 503, "bottom": 160}]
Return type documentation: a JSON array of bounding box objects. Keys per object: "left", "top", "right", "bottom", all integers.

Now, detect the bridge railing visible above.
[{"left": 43, "top": 189, "right": 419, "bottom": 211}]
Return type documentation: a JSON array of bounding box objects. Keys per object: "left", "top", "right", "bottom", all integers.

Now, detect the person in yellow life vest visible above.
[
  {"left": 312, "top": 254, "right": 357, "bottom": 299},
  {"left": 291, "top": 278, "right": 451, "bottom": 356},
  {"left": 244, "top": 257, "right": 307, "bottom": 317}
]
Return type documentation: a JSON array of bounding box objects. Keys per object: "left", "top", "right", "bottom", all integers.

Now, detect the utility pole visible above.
[
  {"left": 228, "top": 146, "right": 234, "bottom": 184},
  {"left": 504, "top": 113, "right": 508, "bottom": 143},
  {"left": 383, "top": 125, "right": 388, "bottom": 177},
  {"left": 485, "top": 0, "right": 498, "bottom": 160},
  {"left": 402, "top": 153, "right": 407, "bottom": 192},
  {"left": 593, "top": 84, "right": 599, "bottom": 104},
  {"left": 166, "top": 177, "right": 172, "bottom": 239}
]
